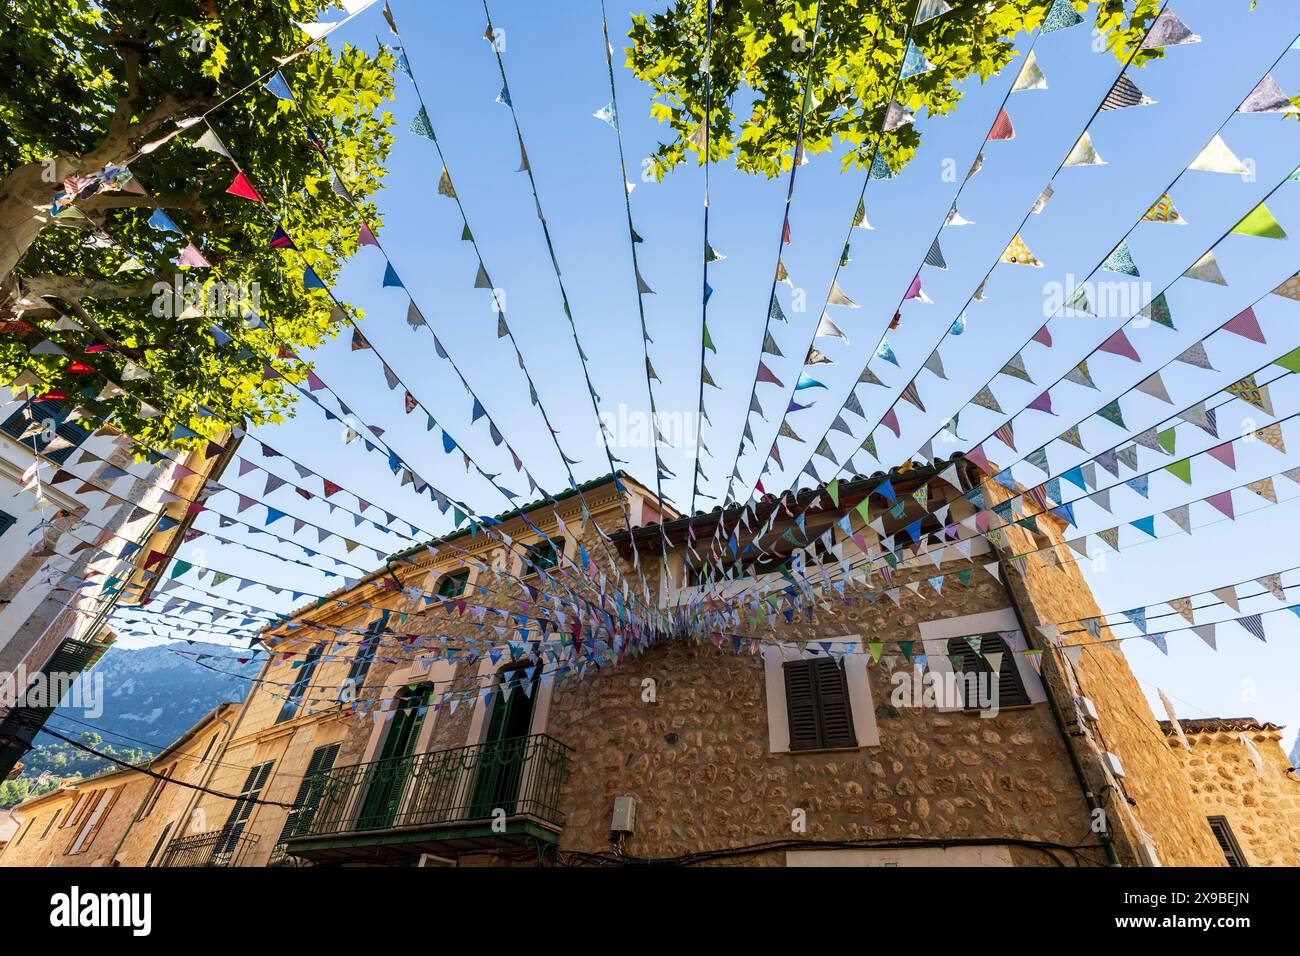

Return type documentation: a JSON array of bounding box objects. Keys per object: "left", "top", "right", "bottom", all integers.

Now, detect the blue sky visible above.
[{"left": 115, "top": 1, "right": 1300, "bottom": 756}]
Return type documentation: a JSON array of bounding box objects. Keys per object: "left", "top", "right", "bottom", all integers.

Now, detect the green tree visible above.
[
  {"left": 0, "top": 0, "right": 395, "bottom": 450},
  {"left": 628, "top": 0, "right": 1162, "bottom": 179}
]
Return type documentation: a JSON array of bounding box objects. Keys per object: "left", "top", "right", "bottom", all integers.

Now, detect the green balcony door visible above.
[
  {"left": 357, "top": 684, "right": 432, "bottom": 830},
  {"left": 469, "top": 665, "right": 540, "bottom": 819}
]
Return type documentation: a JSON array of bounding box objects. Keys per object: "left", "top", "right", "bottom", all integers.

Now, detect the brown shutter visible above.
[
  {"left": 784, "top": 658, "right": 857, "bottom": 750},
  {"left": 813, "top": 659, "right": 857, "bottom": 749},
  {"left": 783, "top": 660, "right": 821, "bottom": 751},
  {"left": 82, "top": 786, "right": 121, "bottom": 850},
  {"left": 947, "top": 635, "right": 1030, "bottom": 709}
]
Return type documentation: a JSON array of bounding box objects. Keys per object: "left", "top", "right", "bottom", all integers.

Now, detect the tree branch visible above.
[{"left": 15, "top": 275, "right": 159, "bottom": 309}]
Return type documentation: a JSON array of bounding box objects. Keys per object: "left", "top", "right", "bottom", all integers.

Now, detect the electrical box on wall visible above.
[
  {"left": 611, "top": 795, "right": 636, "bottom": 833},
  {"left": 1075, "top": 696, "right": 1099, "bottom": 722},
  {"left": 1103, "top": 751, "right": 1126, "bottom": 778}
]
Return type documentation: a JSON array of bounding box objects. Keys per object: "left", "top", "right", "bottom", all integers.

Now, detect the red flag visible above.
[
  {"left": 226, "top": 171, "right": 263, "bottom": 203},
  {"left": 988, "top": 108, "right": 1015, "bottom": 141}
]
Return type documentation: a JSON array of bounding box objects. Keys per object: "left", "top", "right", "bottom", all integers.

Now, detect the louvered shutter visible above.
[
  {"left": 1207, "top": 816, "right": 1247, "bottom": 867},
  {"left": 279, "top": 743, "right": 341, "bottom": 841},
  {"left": 813, "top": 659, "right": 857, "bottom": 749},
  {"left": 947, "top": 634, "right": 1030, "bottom": 709},
  {"left": 784, "top": 658, "right": 856, "bottom": 750},
  {"left": 783, "top": 660, "right": 821, "bottom": 750}
]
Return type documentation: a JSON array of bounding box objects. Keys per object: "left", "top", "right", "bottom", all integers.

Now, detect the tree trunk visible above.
[{"left": 0, "top": 90, "right": 208, "bottom": 317}]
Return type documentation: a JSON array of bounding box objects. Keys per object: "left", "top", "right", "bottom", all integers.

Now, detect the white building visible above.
[{"left": 0, "top": 384, "right": 236, "bottom": 776}]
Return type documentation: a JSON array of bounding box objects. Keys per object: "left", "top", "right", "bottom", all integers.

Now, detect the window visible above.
[
  {"left": 215, "top": 760, "right": 275, "bottom": 856},
  {"left": 12, "top": 818, "right": 34, "bottom": 847},
  {"left": 436, "top": 569, "right": 469, "bottom": 598},
  {"left": 345, "top": 611, "right": 389, "bottom": 694},
  {"left": 277, "top": 643, "right": 324, "bottom": 723},
  {"left": 276, "top": 743, "right": 341, "bottom": 844},
  {"left": 523, "top": 539, "right": 564, "bottom": 576},
  {"left": 41, "top": 811, "right": 61, "bottom": 839},
  {"left": 61, "top": 791, "right": 93, "bottom": 829},
  {"left": 144, "top": 822, "right": 173, "bottom": 867},
  {"left": 946, "top": 634, "right": 1030, "bottom": 709},
  {"left": 783, "top": 658, "right": 857, "bottom": 751},
  {"left": 0, "top": 510, "right": 15, "bottom": 538},
  {"left": 1207, "top": 816, "right": 1248, "bottom": 867},
  {"left": 200, "top": 732, "right": 220, "bottom": 763},
  {"left": 138, "top": 766, "right": 175, "bottom": 819},
  {"left": 66, "top": 787, "right": 121, "bottom": 855},
  {"left": 1, "top": 401, "right": 89, "bottom": 465}
]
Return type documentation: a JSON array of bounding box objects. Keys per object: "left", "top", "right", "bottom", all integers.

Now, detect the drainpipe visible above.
[{"left": 957, "top": 458, "right": 1120, "bottom": 867}]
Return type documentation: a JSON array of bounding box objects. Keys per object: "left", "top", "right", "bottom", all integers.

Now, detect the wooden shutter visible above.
[
  {"left": 1207, "top": 816, "right": 1248, "bottom": 867},
  {"left": 278, "top": 743, "right": 341, "bottom": 842},
  {"left": 217, "top": 760, "right": 274, "bottom": 854},
  {"left": 784, "top": 660, "right": 820, "bottom": 750},
  {"left": 784, "top": 658, "right": 857, "bottom": 751},
  {"left": 67, "top": 787, "right": 120, "bottom": 854},
  {"left": 81, "top": 787, "right": 120, "bottom": 851},
  {"left": 139, "top": 765, "right": 174, "bottom": 819},
  {"left": 947, "top": 635, "right": 1030, "bottom": 709},
  {"left": 145, "top": 822, "right": 173, "bottom": 867},
  {"left": 814, "top": 659, "right": 857, "bottom": 749}
]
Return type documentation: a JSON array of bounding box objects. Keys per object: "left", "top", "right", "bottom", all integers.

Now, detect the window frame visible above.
[
  {"left": 521, "top": 538, "right": 565, "bottom": 578},
  {"left": 214, "top": 760, "right": 275, "bottom": 856},
  {"left": 65, "top": 787, "right": 120, "bottom": 855},
  {"left": 945, "top": 633, "right": 1032, "bottom": 711},
  {"left": 138, "top": 765, "right": 175, "bottom": 820},
  {"left": 435, "top": 570, "right": 470, "bottom": 599},
  {"left": 1207, "top": 815, "right": 1248, "bottom": 867},
  {"left": 762, "top": 640, "right": 879, "bottom": 754},
  {"left": 277, "top": 643, "right": 324, "bottom": 724},
  {"left": 782, "top": 657, "right": 859, "bottom": 752},
  {"left": 1, "top": 400, "right": 90, "bottom": 465}
]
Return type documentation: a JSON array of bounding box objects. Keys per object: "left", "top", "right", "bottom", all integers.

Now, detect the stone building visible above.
[
  {"left": 1159, "top": 717, "right": 1300, "bottom": 867},
  {"left": 10, "top": 460, "right": 1295, "bottom": 868},
  {"left": 0, "top": 702, "right": 239, "bottom": 866}
]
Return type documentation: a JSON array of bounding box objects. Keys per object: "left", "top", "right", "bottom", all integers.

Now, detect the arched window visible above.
[
  {"left": 945, "top": 634, "right": 1030, "bottom": 709},
  {"left": 435, "top": 569, "right": 469, "bottom": 598},
  {"left": 523, "top": 538, "right": 564, "bottom": 576}
]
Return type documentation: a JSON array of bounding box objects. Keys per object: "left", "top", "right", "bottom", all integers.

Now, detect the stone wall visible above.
[
  {"left": 1163, "top": 721, "right": 1300, "bottom": 867},
  {"left": 0, "top": 705, "right": 236, "bottom": 867},
  {"left": 981, "top": 474, "right": 1228, "bottom": 867}
]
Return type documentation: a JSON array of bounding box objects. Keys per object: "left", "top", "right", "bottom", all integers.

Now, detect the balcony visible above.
[
  {"left": 282, "top": 733, "right": 571, "bottom": 864},
  {"left": 158, "top": 829, "right": 260, "bottom": 867}
]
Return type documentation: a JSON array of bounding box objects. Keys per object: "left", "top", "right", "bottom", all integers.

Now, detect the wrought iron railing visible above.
[
  {"left": 293, "top": 734, "right": 570, "bottom": 839},
  {"left": 157, "top": 829, "right": 260, "bottom": 867}
]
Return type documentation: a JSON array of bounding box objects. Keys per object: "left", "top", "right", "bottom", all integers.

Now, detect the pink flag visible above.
[
  {"left": 1099, "top": 329, "right": 1140, "bottom": 362},
  {"left": 1206, "top": 491, "right": 1235, "bottom": 519},
  {"left": 1031, "top": 324, "right": 1053, "bottom": 348},
  {"left": 881, "top": 407, "right": 901, "bottom": 437},
  {"left": 1027, "top": 390, "right": 1054, "bottom": 414},
  {"left": 359, "top": 222, "right": 379, "bottom": 246},
  {"left": 1206, "top": 442, "right": 1236, "bottom": 470},
  {"left": 965, "top": 443, "right": 991, "bottom": 474},
  {"left": 1223, "top": 306, "right": 1265, "bottom": 344},
  {"left": 904, "top": 275, "right": 923, "bottom": 300},
  {"left": 177, "top": 243, "right": 210, "bottom": 268},
  {"left": 756, "top": 361, "right": 784, "bottom": 387}
]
